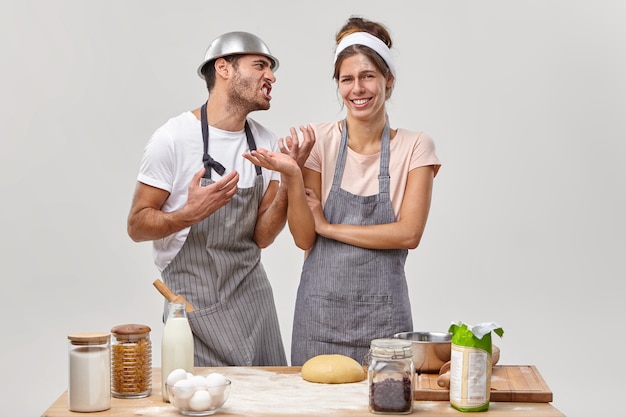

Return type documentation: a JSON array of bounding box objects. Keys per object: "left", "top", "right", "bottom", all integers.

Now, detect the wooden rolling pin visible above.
[
  {"left": 153, "top": 279, "right": 195, "bottom": 312},
  {"left": 437, "top": 345, "right": 500, "bottom": 388}
]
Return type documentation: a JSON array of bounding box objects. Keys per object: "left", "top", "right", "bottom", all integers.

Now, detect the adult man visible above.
[{"left": 127, "top": 31, "right": 314, "bottom": 366}]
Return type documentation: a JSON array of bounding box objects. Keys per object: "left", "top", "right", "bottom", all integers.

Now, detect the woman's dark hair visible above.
[{"left": 333, "top": 16, "right": 395, "bottom": 98}]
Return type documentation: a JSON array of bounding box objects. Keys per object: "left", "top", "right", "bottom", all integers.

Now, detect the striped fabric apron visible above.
[
  {"left": 161, "top": 104, "right": 287, "bottom": 366},
  {"left": 291, "top": 119, "right": 413, "bottom": 366}
]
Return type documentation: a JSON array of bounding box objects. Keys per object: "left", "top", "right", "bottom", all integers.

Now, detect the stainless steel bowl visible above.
[
  {"left": 197, "top": 31, "right": 279, "bottom": 78},
  {"left": 394, "top": 331, "right": 452, "bottom": 374}
]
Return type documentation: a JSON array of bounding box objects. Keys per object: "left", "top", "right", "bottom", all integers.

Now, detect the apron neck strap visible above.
[
  {"left": 200, "top": 102, "right": 261, "bottom": 178},
  {"left": 331, "top": 119, "right": 391, "bottom": 192}
]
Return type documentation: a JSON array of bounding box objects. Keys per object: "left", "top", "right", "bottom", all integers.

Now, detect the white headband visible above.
[{"left": 333, "top": 32, "right": 397, "bottom": 78}]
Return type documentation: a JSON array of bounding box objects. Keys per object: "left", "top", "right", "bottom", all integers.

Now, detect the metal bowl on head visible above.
[
  {"left": 394, "top": 331, "right": 452, "bottom": 374},
  {"left": 197, "top": 31, "right": 279, "bottom": 79}
]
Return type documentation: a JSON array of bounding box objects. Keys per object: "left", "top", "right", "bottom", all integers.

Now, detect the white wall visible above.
[{"left": 1, "top": 1, "right": 624, "bottom": 416}]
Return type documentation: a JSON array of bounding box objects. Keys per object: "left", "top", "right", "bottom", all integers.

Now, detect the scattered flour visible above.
[
  {"left": 216, "top": 368, "right": 368, "bottom": 415},
  {"left": 132, "top": 405, "right": 173, "bottom": 415}
]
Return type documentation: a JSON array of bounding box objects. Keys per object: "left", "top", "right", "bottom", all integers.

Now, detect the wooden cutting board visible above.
[{"left": 415, "top": 365, "right": 553, "bottom": 402}]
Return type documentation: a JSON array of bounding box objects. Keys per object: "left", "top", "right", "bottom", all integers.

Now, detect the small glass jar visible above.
[
  {"left": 368, "top": 338, "right": 414, "bottom": 414},
  {"left": 68, "top": 332, "right": 111, "bottom": 412},
  {"left": 111, "top": 324, "right": 152, "bottom": 398}
]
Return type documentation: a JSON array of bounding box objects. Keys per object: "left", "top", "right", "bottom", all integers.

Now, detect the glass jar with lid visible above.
[
  {"left": 368, "top": 338, "right": 414, "bottom": 414},
  {"left": 68, "top": 332, "right": 111, "bottom": 412},
  {"left": 110, "top": 324, "right": 152, "bottom": 398}
]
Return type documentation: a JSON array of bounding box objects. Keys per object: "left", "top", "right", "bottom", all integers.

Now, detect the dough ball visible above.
[{"left": 301, "top": 354, "right": 366, "bottom": 384}]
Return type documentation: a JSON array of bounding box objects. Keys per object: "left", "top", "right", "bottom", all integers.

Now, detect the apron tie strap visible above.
[
  {"left": 200, "top": 101, "right": 260, "bottom": 178},
  {"left": 202, "top": 154, "right": 226, "bottom": 176},
  {"left": 201, "top": 101, "right": 226, "bottom": 179}
]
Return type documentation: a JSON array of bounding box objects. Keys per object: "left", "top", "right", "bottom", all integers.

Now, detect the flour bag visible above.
[{"left": 448, "top": 321, "right": 504, "bottom": 412}]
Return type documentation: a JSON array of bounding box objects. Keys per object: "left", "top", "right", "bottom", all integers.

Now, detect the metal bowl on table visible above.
[{"left": 393, "top": 331, "right": 452, "bottom": 374}]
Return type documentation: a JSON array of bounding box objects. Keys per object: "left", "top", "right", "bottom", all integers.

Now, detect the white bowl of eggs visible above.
[{"left": 165, "top": 369, "right": 231, "bottom": 416}]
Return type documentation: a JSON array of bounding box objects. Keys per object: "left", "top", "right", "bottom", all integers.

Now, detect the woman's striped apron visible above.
[{"left": 291, "top": 119, "right": 413, "bottom": 366}]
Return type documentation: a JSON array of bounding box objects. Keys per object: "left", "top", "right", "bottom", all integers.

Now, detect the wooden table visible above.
[{"left": 42, "top": 367, "right": 566, "bottom": 417}]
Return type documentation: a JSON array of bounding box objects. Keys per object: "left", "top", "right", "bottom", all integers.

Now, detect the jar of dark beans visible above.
[{"left": 368, "top": 338, "right": 414, "bottom": 414}]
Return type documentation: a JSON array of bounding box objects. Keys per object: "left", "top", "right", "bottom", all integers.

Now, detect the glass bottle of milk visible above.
[{"left": 161, "top": 301, "right": 194, "bottom": 402}]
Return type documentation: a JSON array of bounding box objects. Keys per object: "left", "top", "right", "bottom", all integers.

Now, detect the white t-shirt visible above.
[{"left": 137, "top": 111, "right": 280, "bottom": 271}]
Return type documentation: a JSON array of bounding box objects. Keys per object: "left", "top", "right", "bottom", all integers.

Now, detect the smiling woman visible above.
[{"left": 285, "top": 16, "right": 441, "bottom": 368}]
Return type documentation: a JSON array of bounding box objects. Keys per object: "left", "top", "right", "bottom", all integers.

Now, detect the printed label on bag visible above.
[{"left": 449, "top": 344, "right": 491, "bottom": 410}]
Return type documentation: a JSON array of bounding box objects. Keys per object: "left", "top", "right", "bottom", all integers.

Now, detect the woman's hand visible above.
[
  {"left": 279, "top": 125, "right": 316, "bottom": 169},
  {"left": 306, "top": 166, "right": 435, "bottom": 250},
  {"left": 244, "top": 144, "right": 317, "bottom": 251},
  {"left": 305, "top": 188, "right": 328, "bottom": 235}
]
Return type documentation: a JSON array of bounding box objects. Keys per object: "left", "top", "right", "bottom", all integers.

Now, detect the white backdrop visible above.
[{"left": 1, "top": 1, "right": 624, "bottom": 417}]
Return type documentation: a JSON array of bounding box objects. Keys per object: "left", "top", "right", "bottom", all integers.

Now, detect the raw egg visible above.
[{"left": 188, "top": 389, "right": 212, "bottom": 411}]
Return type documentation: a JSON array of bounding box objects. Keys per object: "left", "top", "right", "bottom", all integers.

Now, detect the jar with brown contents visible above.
[
  {"left": 368, "top": 338, "right": 414, "bottom": 414},
  {"left": 110, "top": 324, "right": 152, "bottom": 398}
]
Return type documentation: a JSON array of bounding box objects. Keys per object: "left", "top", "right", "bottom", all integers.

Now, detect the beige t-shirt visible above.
[{"left": 304, "top": 121, "right": 441, "bottom": 218}]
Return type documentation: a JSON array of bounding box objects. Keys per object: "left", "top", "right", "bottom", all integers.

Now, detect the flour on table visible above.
[{"left": 218, "top": 368, "right": 368, "bottom": 415}]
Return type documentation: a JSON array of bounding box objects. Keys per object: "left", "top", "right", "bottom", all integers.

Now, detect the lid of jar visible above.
[
  {"left": 67, "top": 332, "right": 110, "bottom": 345},
  {"left": 111, "top": 324, "right": 151, "bottom": 341},
  {"left": 370, "top": 338, "right": 412, "bottom": 358}
]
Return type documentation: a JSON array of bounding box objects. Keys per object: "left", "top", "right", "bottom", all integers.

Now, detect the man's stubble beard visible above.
[{"left": 227, "top": 71, "right": 270, "bottom": 116}]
